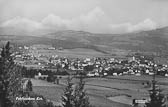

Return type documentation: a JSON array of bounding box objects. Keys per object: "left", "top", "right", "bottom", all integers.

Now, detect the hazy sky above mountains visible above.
[{"left": 0, "top": 0, "right": 168, "bottom": 34}]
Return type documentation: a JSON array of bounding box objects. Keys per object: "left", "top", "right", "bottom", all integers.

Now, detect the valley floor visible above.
[{"left": 32, "top": 75, "right": 168, "bottom": 107}]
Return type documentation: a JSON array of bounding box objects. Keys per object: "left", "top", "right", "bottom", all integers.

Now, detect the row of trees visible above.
[{"left": 22, "top": 68, "right": 69, "bottom": 78}]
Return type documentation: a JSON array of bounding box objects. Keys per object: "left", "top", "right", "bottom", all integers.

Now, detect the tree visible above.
[
  {"left": 73, "top": 75, "right": 90, "bottom": 107},
  {"left": 145, "top": 68, "right": 166, "bottom": 107},
  {"left": 56, "top": 63, "right": 62, "bottom": 72},
  {"left": 84, "top": 65, "right": 94, "bottom": 72},
  {"left": 61, "top": 77, "right": 74, "bottom": 107},
  {"left": 26, "top": 79, "right": 33, "bottom": 92},
  {"left": 145, "top": 81, "right": 166, "bottom": 107},
  {"left": 0, "top": 41, "right": 23, "bottom": 107},
  {"left": 62, "top": 74, "right": 91, "bottom": 107}
]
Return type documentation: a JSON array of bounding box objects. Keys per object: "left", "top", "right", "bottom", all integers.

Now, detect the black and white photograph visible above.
[{"left": 0, "top": 0, "right": 168, "bottom": 107}]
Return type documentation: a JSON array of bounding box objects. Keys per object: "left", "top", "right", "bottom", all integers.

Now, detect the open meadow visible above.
[
  {"left": 30, "top": 48, "right": 110, "bottom": 58},
  {"left": 32, "top": 75, "right": 168, "bottom": 107}
]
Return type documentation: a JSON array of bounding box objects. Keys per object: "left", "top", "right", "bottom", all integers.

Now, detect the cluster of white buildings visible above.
[{"left": 12, "top": 46, "right": 168, "bottom": 77}]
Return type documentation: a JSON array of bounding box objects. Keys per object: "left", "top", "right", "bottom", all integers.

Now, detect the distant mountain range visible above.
[{"left": 0, "top": 26, "right": 168, "bottom": 56}]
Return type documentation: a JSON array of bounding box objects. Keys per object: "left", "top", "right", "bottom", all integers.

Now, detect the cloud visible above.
[
  {"left": 69, "top": 7, "right": 109, "bottom": 32},
  {"left": 128, "top": 19, "right": 157, "bottom": 32},
  {"left": 41, "top": 7, "right": 108, "bottom": 32},
  {"left": 0, "top": 7, "right": 157, "bottom": 34},
  {"left": 42, "top": 14, "right": 70, "bottom": 29},
  {"left": 109, "top": 19, "right": 157, "bottom": 33},
  {"left": 79, "top": 7, "right": 105, "bottom": 24},
  {"left": 1, "top": 16, "right": 43, "bottom": 31}
]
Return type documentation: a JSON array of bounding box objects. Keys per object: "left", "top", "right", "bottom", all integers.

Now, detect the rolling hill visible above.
[
  {"left": 40, "top": 27, "right": 168, "bottom": 53},
  {"left": 0, "top": 26, "right": 168, "bottom": 56}
]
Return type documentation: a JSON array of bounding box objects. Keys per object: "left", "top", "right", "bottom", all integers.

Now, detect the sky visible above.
[{"left": 0, "top": 0, "right": 168, "bottom": 34}]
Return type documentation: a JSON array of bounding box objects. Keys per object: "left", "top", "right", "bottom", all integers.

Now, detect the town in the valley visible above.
[
  {"left": 1, "top": 44, "right": 167, "bottom": 107},
  {"left": 13, "top": 45, "right": 168, "bottom": 78},
  {"left": 1, "top": 1, "right": 168, "bottom": 106}
]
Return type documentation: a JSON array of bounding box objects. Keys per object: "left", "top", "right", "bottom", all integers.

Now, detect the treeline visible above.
[{"left": 22, "top": 68, "right": 69, "bottom": 78}]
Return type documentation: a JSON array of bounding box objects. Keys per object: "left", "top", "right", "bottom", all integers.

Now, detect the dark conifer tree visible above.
[
  {"left": 26, "top": 79, "right": 33, "bottom": 92},
  {"left": 0, "top": 42, "right": 23, "bottom": 107},
  {"left": 61, "top": 77, "right": 74, "bottom": 107},
  {"left": 145, "top": 81, "right": 166, "bottom": 107},
  {"left": 145, "top": 67, "right": 166, "bottom": 107},
  {"left": 73, "top": 75, "right": 90, "bottom": 107}
]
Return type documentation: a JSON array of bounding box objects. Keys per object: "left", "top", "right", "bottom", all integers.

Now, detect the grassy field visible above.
[
  {"left": 30, "top": 48, "right": 112, "bottom": 58},
  {"left": 31, "top": 75, "right": 168, "bottom": 107}
]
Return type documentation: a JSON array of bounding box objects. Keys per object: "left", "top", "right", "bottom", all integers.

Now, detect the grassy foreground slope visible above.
[{"left": 32, "top": 75, "right": 168, "bottom": 107}]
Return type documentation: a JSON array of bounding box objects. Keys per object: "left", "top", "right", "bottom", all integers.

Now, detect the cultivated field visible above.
[{"left": 32, "top": 75, "right": 168, "bottom": 107}]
